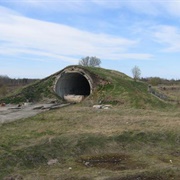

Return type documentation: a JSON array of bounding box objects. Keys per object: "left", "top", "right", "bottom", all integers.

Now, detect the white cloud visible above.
[
  {"left": 92, "top": 0, "right": 180, "bottom": 17},
  {"left": 4, "top": 0, "right": 180, "bottom": 17},
  {"left": 2, "top": 0, "right": 92, "bottom": 14},
  {"left": 2, "top": 0, "right": 176, "bottom": 16},
  {"left": 164, "top": 1, "right": 180, "bottom": 17},
  {"left": 0, "top": 6, "right": 151, "bottom": 63},
  {"left": 153, "top": 25, "right": 180, "bottom": 52}
]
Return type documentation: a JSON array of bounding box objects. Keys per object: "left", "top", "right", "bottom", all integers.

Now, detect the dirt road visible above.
[{"left": 0, "top": 103, "right": 63, "bottom": 124}]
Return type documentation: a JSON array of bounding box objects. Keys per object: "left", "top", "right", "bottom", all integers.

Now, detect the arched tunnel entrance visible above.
[
  {"left": 54, "top": 68, "right": 93, "bottom": 102},
  {"left": 55, "top": 72, "right": 91, "bottom": 98}
]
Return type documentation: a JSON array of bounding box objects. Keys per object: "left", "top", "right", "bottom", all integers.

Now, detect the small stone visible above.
[
  {"left": 47, "top": 159, "right": 58, "bottom": 165},
  {"left": 69, "top": 167, "right": 72, "bottom": 170},
  {"left": 93, "top": 105, "right": 102, "bottom": 109},
  {"left": 84, "top": 161, "right": 90, "bottom": 166}
]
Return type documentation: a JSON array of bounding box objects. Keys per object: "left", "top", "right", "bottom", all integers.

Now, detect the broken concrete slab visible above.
[
  {"left": 64, "top": 95, "right": 85, "bottom": 103},
  {"left": 93, "top": 105, "right": 103, "bottom": 109},
  {"left": 93, "top": 104, "right": 112, "bottom": 109},
  {"left": 0, "top": 103, "right": 71, "bottom": 124}
]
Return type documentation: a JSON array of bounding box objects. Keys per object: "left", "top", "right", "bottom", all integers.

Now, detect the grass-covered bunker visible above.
[{"left": 0, "top": 65, "right": 170, "bottom": 108}]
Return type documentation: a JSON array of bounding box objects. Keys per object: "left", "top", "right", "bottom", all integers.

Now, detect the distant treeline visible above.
[
  {"left": 0, "top": 75, "right": 39, "bottom": 87},
  {"left": 141, "top": 77, "right": 180, "bottom": 86},
  {"left": 0, "top": 75, "right": 39, "bottom": 98}
]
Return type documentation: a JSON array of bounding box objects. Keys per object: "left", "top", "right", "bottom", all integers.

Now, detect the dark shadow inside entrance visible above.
[{"left": 55, "top": 72, "right": 91, "bottom": 99}]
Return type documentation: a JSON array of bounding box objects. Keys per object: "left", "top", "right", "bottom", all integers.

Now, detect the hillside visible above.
[
  {"left": 0, "top": 76, "right": 38, "bottom": 99},
  {"left": 0, "top": 66, "right": 172, "bottom": 109},
  {"left": 83, "top": 67, "right": 171, "bottom": 109}
]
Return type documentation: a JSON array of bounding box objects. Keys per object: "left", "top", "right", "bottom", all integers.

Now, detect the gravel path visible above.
[{"left": 0, "top": 103, "right": 68, "bottom": 124}]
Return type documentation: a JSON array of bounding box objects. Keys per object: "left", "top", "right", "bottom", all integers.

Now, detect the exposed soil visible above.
[
  {"left": 78, "top": 154, "right": 147, "bottom": 171},
  {"left": 78, "top": 154, "right": 178, "bottom": 179}
]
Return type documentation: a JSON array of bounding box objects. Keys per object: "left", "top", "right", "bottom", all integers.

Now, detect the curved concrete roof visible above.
[{"left": 53, "top": 66, "right": 95, "bottom": 102}]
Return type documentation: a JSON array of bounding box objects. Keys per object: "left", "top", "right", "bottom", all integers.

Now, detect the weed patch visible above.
[
  {"left": 75, "top": 134, "right": 109, "bottom": 154},
  {"left": 113, "top": 131, "right": 179, "bottom": 146}
]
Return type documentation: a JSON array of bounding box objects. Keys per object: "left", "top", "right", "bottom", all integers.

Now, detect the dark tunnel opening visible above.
[{"left": 55, "top": 72, "right": 91, "bottom": 99}]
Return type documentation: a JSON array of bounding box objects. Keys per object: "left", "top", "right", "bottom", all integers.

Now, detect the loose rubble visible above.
[
  {"left": 93, "top": 104, "right": 112, "bottom": 109},
  {"left": 47, "top": 159, "right": 58, "bottom": 166}
]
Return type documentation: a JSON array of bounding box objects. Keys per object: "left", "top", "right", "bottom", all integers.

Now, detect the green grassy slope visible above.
[
  {"left": 0, "top": 66, "right": 172, "bottom": 109},
  {"left": 84, "top": 67, "right": 171, "bottom": 109},
  {"left": 0, "top": 76, "right": 57, "bottom": 104}
]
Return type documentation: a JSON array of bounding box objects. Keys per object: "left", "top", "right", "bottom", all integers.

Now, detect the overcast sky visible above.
[{"left": 0, "top": 0, "right": 180, "bottom": 79}]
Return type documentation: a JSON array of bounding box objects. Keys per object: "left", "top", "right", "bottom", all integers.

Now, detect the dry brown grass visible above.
[
  {"left": 34, "top": 105, "right": 179, "bottom": 135},
  {"left": 0, "top": 104, "right": 180, "bottom": 179},
  {"left": 153, "top": 84, "right": 180, "bottom": 103}
]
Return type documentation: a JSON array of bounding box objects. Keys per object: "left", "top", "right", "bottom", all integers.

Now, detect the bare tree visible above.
[
  {"left": 132, "top": 66, "right": 141, "bottom": 81},
  {"left": 79, "top": 56, "right": 90, "bottom": 66},
  {"left": 89, "top": 56, "right": 101, "bottom": 67},
  {"left": 79, "top": 56, "right": 101, "bottom": 67}
]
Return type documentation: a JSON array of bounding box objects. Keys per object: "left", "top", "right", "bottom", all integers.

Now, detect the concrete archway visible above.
[{"left": 54, "top": 66, "right": 93, "bottom": 102}]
